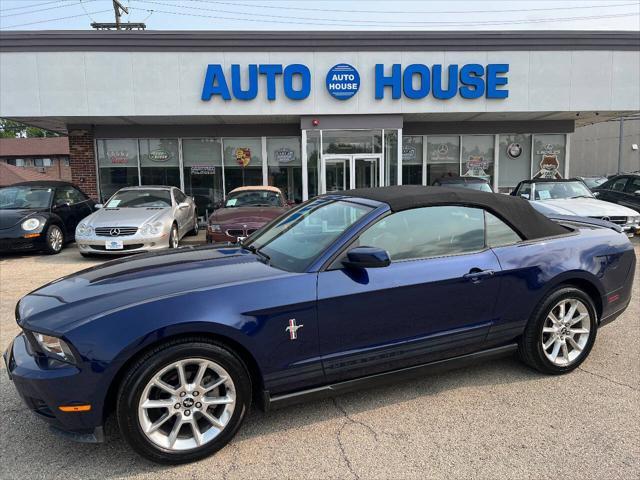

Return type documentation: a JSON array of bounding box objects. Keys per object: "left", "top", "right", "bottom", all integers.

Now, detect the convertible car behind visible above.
[{"left": 4, "top": 186, "right": 635, "bottom": 464}]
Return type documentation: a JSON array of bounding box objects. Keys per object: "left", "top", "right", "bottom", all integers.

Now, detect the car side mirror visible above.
[
  {"left": 592, "top": 191, "right": 600, "bottom": 197},
  {"left": 520, "top": 193, "right": 530, "bottom": 200},
  {"left": 178, "top": 201, "right": 190, "bottom": 209},
  {"left": 343, "top": 246, "right": 391, "bottom": 269},
  {"left": 634, "top": 190, "right": 640, "bottom": 196},
  {"left": 55, "top": 200, "right": 70, "bottom": 208},
  {"left": 94, "top": 203, "right": 103, "bottom": 209}
]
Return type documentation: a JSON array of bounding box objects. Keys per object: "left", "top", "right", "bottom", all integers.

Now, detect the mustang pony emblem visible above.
[{"left": 285, "top": 319, "right": 303, "bottom": 340}]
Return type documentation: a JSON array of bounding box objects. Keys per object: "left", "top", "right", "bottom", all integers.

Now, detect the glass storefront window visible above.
[
  {"left": 532, "top": 134, "right": 566, "bottom": 179},
  {"left": 384, "top": 130, "right": 398, "bottom": 186},
  {"left": 182, "top": 138, "right": 223, "bottom": 219},
  {"left": 267, "top": 137, "right": 302, "bottom": 203},
  {"left": 139, "top": 139, "right": 180, "bottom": 188},
  {"left": 499, "top": 134, "right": 532, "bottom": 191},
  {"left": 461, "top": 135, "right": 495, "bottom": 185},
  {"left": 306, "top": 130, "right": 320, "bottom": 199},
  {"left": 402, "top": 136, "right": 423, "bottom": 185},
  {"left": 223, "top": 138, "right": 263, "bottom": 193},
  {"left": 96, "top": 139, "right": 140, "bottom": 202},
  {"left": 322, "top": 130, "right": 382, "bottom": 154},
  {"left": 426, "top": 136, "right": 460, "bottom": 185}
]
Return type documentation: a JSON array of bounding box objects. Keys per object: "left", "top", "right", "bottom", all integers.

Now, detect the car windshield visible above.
[
  {"left": 533, "top": 181, "right": 594, "bottom": 200},
  {"left": 454, "top": 182, "right": 492, "bottom": 192},
  {"left": 245, "top": 198, "right": 373, "bottom": 272},
  {"left": 106, "top": 189, "right": 172, "bottom": 208},
  {"left": 0, "top": 186, "right": 53, "bottom": 209},
  {"left": 225, "top": 190, "right": 282, "bottom": 208}
]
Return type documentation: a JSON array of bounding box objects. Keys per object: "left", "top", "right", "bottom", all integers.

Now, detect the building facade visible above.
[
  {"left": 1, "top": 31, "right": 638, "bottom": 219},
  {"left": 0, "top": 137, "right": 71, "bottom": 182}
]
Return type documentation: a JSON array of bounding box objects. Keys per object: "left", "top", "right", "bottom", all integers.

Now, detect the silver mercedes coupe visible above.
[{"left": 75, "top": 186, "right": 198, "bottom": 256}]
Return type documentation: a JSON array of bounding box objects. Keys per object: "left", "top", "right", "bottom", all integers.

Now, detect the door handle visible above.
[{"left": 463, "top": 268, "right": 495, "bottom": 283}]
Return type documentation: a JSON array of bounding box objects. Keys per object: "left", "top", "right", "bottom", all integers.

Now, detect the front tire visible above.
[
  {"left": 116, "top": 339, "right": 251, "bottom": 464},
  {"left": 44, "top": 224, "right": 64, "bottom": 254},
  {"left": 169, "top": 224, "right": 179, "bottom": 249},
  {"left": 519, "top": 287, "right": 597, "bottom": 375}
]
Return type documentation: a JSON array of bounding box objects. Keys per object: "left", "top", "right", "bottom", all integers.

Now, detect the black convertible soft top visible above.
[{"left": 337, "top": 185, "right": 568, "bottom": 240}]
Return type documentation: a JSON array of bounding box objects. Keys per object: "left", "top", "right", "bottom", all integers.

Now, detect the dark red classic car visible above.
[{"left": 206, "top": 186, "right": 289, "bottom": 243}]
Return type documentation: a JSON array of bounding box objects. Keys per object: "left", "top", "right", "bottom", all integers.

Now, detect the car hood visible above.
[
  {"left": 0, "top": 208, "right": 46, "bottom": 229},
  {"left": 17, "top": 246, "right": 294, "bottom": 334},
  {"left": 530, "top": 198, "right": 638, "bottom": 217},
  {"left": 209, "top": 206, "right": 286, "bottom": 224},
  {"left": 84, "top": 207, "right": 170, "bottom": 227}
]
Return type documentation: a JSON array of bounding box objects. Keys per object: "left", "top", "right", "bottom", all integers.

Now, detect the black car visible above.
[
  {"left": 0, "top": 181, "right": 95, "bottom": 254},
  {"left": 432, "top": 176, "right": 493, "bottom": 192},
  {"left": 593, "top": 174, "right": 640, "bottom": 213}
]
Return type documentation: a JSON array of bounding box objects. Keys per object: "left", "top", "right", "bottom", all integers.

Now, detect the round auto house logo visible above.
[{"left": 326, "top": 64, "right": 360, "bottom": 100}]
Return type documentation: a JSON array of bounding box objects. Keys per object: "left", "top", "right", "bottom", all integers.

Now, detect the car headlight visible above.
[
  {"left": 140, "top": 221, "right": 164, "bottom": 236},
  {"left": 33, "top": 332, "right": 76, "bottom": 363},
  {"left": 21, "top": 217, "right": 42, "bottom": 231},
  {"left": 629, "top": 216, "right": 640, "bottom": 225},
  {"left": 208, "top": 223, "right": 221, "bottom": 232},
  {"left": 76, "top": 223, "right": 93, "bottom": 236}
]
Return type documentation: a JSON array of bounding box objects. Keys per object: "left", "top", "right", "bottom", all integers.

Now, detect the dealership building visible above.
[{"left": 0, "top": 30, "right": 638, "bottom": 217}]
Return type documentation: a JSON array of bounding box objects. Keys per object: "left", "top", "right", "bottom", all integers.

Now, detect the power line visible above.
[
  {"left": 0, "top": 0, "right": 72, "bottom": 13},
  {"left": 129, "top": 3, "right": 639, "bottom": 27},
  {"left": 173, "top": 0, "right": 640, "bottom": 16},
  {"left": 0, "top": 8, "right": 112, "bottom": 29},
  {"left": 1, "top": 0, "right": 99, "bottom": 19}
]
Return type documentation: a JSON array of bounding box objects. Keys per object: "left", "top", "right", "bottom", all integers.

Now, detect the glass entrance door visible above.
[{"left": 321, "top": 154, "right": 382, "bottom": 193}]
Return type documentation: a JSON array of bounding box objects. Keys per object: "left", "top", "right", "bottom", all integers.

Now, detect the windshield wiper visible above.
[{"left": 241, "top": 241, "right": 271, "bottom": 265}]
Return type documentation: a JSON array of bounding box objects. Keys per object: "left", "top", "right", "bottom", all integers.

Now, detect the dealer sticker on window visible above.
[{"left": 105, "top": 239, "right": 124, "bottom": 250}]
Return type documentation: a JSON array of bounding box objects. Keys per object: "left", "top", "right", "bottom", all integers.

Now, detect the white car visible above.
[
  {"left": 512, "top": 179, "right": 640, "bottom": 236},
  {"left": 75, "top": 186, "right": 198, "bottom": 256}
]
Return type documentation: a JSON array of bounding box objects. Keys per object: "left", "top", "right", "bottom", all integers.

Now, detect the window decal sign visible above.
[
  {"left": 533, "top": 144, "right": 562, "bottom": 179},
  {"left": 507, "top": 143, "right": 523, "bottom": 159},
  {"left": 463, "top": 155, "right": 490, "bottom": 179},
  {"left": 190, "top": 165, "right": 216, "bottom": 174},
  {"left": 235, "top": 148, "right": 251, "bottom": 167},
  {"left": 402, "top": 145, "right": 417, "bottom": 163},
  {"left": 148, "top": 148, "right": 171, "bottom": 163},
  {"left": 107, "top": 150, "right": 132, "bottom": 165},
  {"left": 275, "top": 147, "right": 295, "bottom": 163}
]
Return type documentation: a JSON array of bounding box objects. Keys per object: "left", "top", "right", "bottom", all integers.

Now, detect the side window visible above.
[
  {"left": 358, "top": 206, "right": 485, "bottom": 261},
  {"left": 68, "top": 187, "right": 87, "bottom": 203},
  {"left": 518, "top": 183, "right": 531, "bottom": 198},
  {"left": 609, "top": 177, "right": 629, "bottom": 192},
  {"left": 485, "top": 211, "right": 522, "bottom": 247},
  {"left": 174, "top": 189, "right": 187, "bottom": 204},
  {"left": 54, "top": 186, "right": 78, "bottom": 205},
  {"left": 623, "top": 177, "right": 640, "bottom": 194}
]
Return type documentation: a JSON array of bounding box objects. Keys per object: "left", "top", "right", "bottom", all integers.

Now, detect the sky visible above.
[{"left": 0, "top": 0, "right": 639, "bottom": 31}]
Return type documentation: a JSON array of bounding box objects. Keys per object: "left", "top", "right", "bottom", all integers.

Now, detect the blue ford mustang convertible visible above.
[{"left": 4, "top": 186, "right": 636, "bottom": 464}]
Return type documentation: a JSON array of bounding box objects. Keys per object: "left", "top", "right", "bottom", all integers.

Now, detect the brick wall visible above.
[{"left": 68, "top": 129, "right": 97, "bottom": 199}]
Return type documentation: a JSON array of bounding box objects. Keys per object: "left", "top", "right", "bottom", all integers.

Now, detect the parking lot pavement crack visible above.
[
  {"left": 331, "top": 397, "right": 379, "bottom": 441},
  {"left": 577, "top": 366, "right": 639, "bottom": 391},
  {"left": 335, "top": 419, "right": 360, "bottom": 480}
]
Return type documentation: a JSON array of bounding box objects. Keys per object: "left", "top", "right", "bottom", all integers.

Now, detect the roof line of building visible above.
[{"left": 1, "top": 30, "right": 638, "bottom": 52}]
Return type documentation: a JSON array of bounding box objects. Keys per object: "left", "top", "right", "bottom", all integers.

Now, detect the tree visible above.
[{"left": 0, "top": 119, "right": 60, "bottom": 138}]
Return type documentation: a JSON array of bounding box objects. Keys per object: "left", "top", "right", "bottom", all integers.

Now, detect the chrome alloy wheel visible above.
[
  {"left": 170, "top": 226, "right": 179, "bottom": 248},
  {"left": 541, "top": 298, "right": 591, "bottom": 366},
  {"left": 138, "top": 358, "right": 236, "bottom": 451},
  {"left": 48, "top": 226, "right": 63, "bottom": 252}
]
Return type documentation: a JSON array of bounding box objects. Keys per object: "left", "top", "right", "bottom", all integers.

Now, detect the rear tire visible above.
[
  {"left": 188, "top": 215, "right": 199, "bottom": 236},
  {"left": 44, "top": 224, "right": 64, "bottom": 254},
  {"left": 116, "top": 338, "right": 251, "bottom": 464},
  {"left": 519, "top": 287, "right": 597, "bottom": 375}
]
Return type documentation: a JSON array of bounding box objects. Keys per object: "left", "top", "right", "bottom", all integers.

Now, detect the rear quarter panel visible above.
[{"left": 487, "top": 227, "right": 635, "bottom": 343}]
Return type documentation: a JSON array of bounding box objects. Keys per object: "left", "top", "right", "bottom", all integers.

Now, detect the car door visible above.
[
  {"left": 172, "top": 188, "right": 190, "bottom": 235},
  {"left": 52, "top": 186, "right": 80, "bottom": 237},
  {"left": 621, "top": 176, "right": 640, "bottom": 212},
  {"left": 317, "top": 205, "right": 502, "bottom": 384}
]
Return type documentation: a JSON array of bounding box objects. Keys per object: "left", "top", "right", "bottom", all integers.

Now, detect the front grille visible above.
[
  {"left": 590, "top": 216, "right": 628, "bottom": 225},
  {"left": 94, "top": 226, "right": 138, "bottom": 237},
  {"left": 246, "top": 229, "right": 258, "bottom": 235},
  {"left": 226, "top": 229, "right": 245, "bottom": 237},
  {"left": 0, "top": 239, "right": 36, "bottom": 250},
  {"left": 90, "top": 243, "right": 144, "bottom": 251}
]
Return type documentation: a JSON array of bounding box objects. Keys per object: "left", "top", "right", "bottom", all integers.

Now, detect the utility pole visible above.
[
  {"left": 91, "top": 0, "right": 146, "bottom": 30},
  {"left": 617, "top": 116, "right": 624, "bottom": 174}
]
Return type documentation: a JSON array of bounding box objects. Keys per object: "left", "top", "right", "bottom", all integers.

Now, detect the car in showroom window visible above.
[{"left": 5, "top": 186, "right": 635, "bottom": 464}]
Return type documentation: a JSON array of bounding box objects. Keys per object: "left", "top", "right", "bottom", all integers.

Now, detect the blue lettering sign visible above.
[
  {"left": 432, "top": 64, "right": 458, "bottom": 100},
  {"left": 258, "top": 64, "right": 283, "bottom": 101},
  {"left": 459, "top": 64, "right": 486, "bottom": 99},
  {"left": 326, "top": 64, "right": 360, "bottom": 100},
  {"left": 403, "top": 64, "right": 430, "bottom": 99},
  {"left": 201, "top": 64, "right": 231, "bottom": 101},
  {"left": 375, "top": 64, "right": 401, "bottom": 99},
  {"left": 284, "top": 64, "right": 311, "bottom": 100},
  {"left": 486, "top": 64, "right": 509, "bottom": 99},
  {"left": 231, "top": 64, "right": 258, "bottom": 101}
]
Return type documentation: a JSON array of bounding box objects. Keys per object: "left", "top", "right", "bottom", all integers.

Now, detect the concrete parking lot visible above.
[{"left": 0, "top": 241, "right": 638, "bottom": 480}]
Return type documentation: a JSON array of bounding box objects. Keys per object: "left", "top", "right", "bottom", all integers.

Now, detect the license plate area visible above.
[{"left": 105, "top": 239, "right": 124, "bottom": 250}]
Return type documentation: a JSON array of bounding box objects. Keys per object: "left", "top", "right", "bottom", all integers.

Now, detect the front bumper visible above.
[
  {"left": 0, "top": 229, "right": 47, "bottom": 253},
  {"left": 3, "top": 333, "right": 105, "bottom": 440},
  {"left": 76, "top": 231, "right": 169, "bottom": 255}
]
